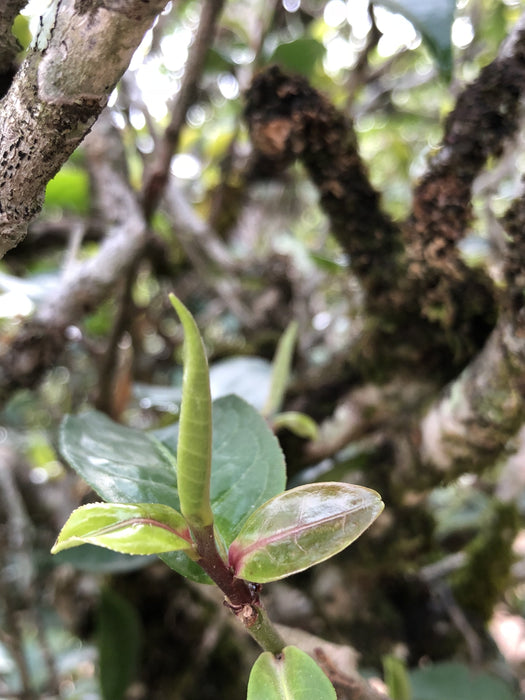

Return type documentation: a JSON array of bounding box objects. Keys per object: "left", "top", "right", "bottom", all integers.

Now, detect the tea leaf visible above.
[
  {"left": 52, "top": 503, "right": 192, "bottom": 555},
  {"left": 247, "top": 646, "right": 336, "bottom": 700},
  {"left": 170, "top": 294, "right": 214, "bottom": 531},
  {"left": 229, "top": 483, "right": 384, "bottom": 583}
]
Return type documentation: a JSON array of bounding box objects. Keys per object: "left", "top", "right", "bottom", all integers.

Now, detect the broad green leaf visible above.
[
  {"left": 170, "top": 294, "right": 214, "bottom": 531},
  {"left": 59, "top": 411, "right": 208, "bottom": 583},
  {"left": 59, "top": 396, "right": 286, "bottom": 581},
  {"left": 60, "top": 412, "right": 180, "bottom": 508},
  {"left": 409, "top": 662, "right": 517, "bottom": 700},
  {"left": 269, "top": 39, "right": 326, "bottom": 78},
  {"left": 263, "top": 321, "right": 298, "bottom": 418},
  {"left": 229, "top": 483, "right": 384, "bottom": 583},
  {"left": 98, "top": 588, "right": 140, "bottom": 700},
  {"left": 209, "top": 395, "right": 286, "bottom": 545},
  {"left": 374, "top": 0, "right": 455, "bottom": 80},
  {"left": 247, "top": 646, "right": 336, "bottom": 700},
  {"left": 272, "top": 411, "right": 318, "bottom": 440},
  {"left": 52, "top": 503, "right": 192, "bottom": 555}
]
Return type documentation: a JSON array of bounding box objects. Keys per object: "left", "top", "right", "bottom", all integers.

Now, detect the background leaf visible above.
[
  {"left": 247, "top": 646, "right": 336, "bottom": 700},
  {"left": 272, "top": 411, "right": 318, "bottom": 440},
  {"left": 269, "top": 38, "right": 326, "bottom": 78},
  {"left": 98, "top": 588, "right": 141, "bottom": 700},
  {"left": 229, "top": 482, "right": 384, "bottom": 583},
  {"left": 374, "top": 0, "right": 456, "bottom": 79},
  {"left": 52, "top": 544, "right": 154, "bottom": 573},
  {"left": 408, "top": 662, "right": 517, "bottom": 700},
  {"left": 44, "top": 165, "right": 90, "bottom": 214},
  {"left": 210, "top": 356, "right": 272, "bottom": 411},
  {"left": 263, "top": 321, "right": 298, "bottom": 418}
]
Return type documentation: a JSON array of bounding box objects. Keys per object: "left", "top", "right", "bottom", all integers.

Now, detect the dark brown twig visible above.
[{"left": 143, "top": 0, "right": 226, "bottom": 219}]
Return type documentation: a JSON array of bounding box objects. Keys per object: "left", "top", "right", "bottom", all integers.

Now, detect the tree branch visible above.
[
  {"left": 244, "top": 66, "right": 406, "bottom": 313},
  {"left": 419, "top": 174, "right": 525, "bottom": 477},
  {"left": 420, "top": 320, "right": 525, "bottom": 476},
  {"left": 143, "top": 0, "right": 226, "bottom": 218},
  {"left": 0, "top": 112, "right": 148, "bottom": 401},
  {"left": 0, "top": 0, "right": 168, "bottom": 259},
  {"left": 0, "top": 1, "right": 24, "bottom": 74},
  {"left": 404, "top": 11, "right": 525, "bottom": 330}
]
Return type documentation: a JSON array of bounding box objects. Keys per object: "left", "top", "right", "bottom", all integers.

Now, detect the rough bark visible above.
[
  {"left": 0, "top": 112, "right": 147, "bottom": 402},
  {"left": 245, "top": 65, "right": 405, "bottom": 312},
  {"left": 0, "top": 0, "right": 168, "bottom": 259}
]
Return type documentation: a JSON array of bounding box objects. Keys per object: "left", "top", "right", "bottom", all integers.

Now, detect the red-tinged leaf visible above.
[
  {"left": 229, "top": 483, "right": 384, "bottom": 583},
  {"left": 51, "top": 502, "right": 193, "bottom": 556}
]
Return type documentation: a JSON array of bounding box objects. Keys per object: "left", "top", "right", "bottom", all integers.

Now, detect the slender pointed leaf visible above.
[
  {"left": 263, "top": 321, "right": 298, "bottom": 418},
  {"left": 247, "top": 646, "right": 336, "bottom": 700},
  {"left": 52, "top": 503, "right": 193, "bottom": 555},
  {"left": 229, "top": 483, "right": 384, "bottom": 583},
  {"left": 272, "top": 411, "right": 318, "bottom": 440},
  {"left": 170, "top": 294, "right": 214, "bottom": 531}
]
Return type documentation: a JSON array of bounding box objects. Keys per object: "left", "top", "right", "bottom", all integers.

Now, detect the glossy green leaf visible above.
[
  {"left": 170, "top": 294, "right": 214, "bottom": 531},
  {"left": 98, "top": 588, "right": 140, "bottom": 700},
  {"left": 272, "top": 411, "right": 318, "bottom": 440},
  {"left": 52, "top": 503, "right": 192, "bottom": 555},
  {"left": 60, "top": 412, "right": 179, "bottom": 507},
  {"left": 229, "top": 483, "right": 384, "bottom": 583},
  {"left": 263, "top": 321, "right": 298, "bottom": 418},
  {"left": 210, "top": 394, "right": 287, "bottom": 545},
  {"left": 59, "top": 410, "right": 208, "bottom": 583},
  {"left": 374, "top": 0, "right": 455, "bottom": 80},
  {"left": 247, "top": 646, "right": 336, "bottom": 700},
  {"left": 269, "top": 39, "right": 326, "bottom": 78},
  {"left": 59, "top": 395, "right": 286, "bottom": 582}
]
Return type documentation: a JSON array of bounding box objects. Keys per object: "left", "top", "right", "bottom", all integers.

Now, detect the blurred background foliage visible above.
[{"left": 1, "top": 0, "right": 525, "bottom": 698}]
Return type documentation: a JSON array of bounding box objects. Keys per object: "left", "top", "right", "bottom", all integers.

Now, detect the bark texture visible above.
[{"left": 0, "top": 0, "right": 168, "bottom": 258}]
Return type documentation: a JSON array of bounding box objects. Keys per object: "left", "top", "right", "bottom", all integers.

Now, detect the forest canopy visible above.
[{"left": 1, "top": 0, "right": 525, "bottom": 699}]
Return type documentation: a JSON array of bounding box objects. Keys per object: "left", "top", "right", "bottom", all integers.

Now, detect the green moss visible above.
[{"left": 451, "top": 500, "right": 519, "bottom": 622}]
